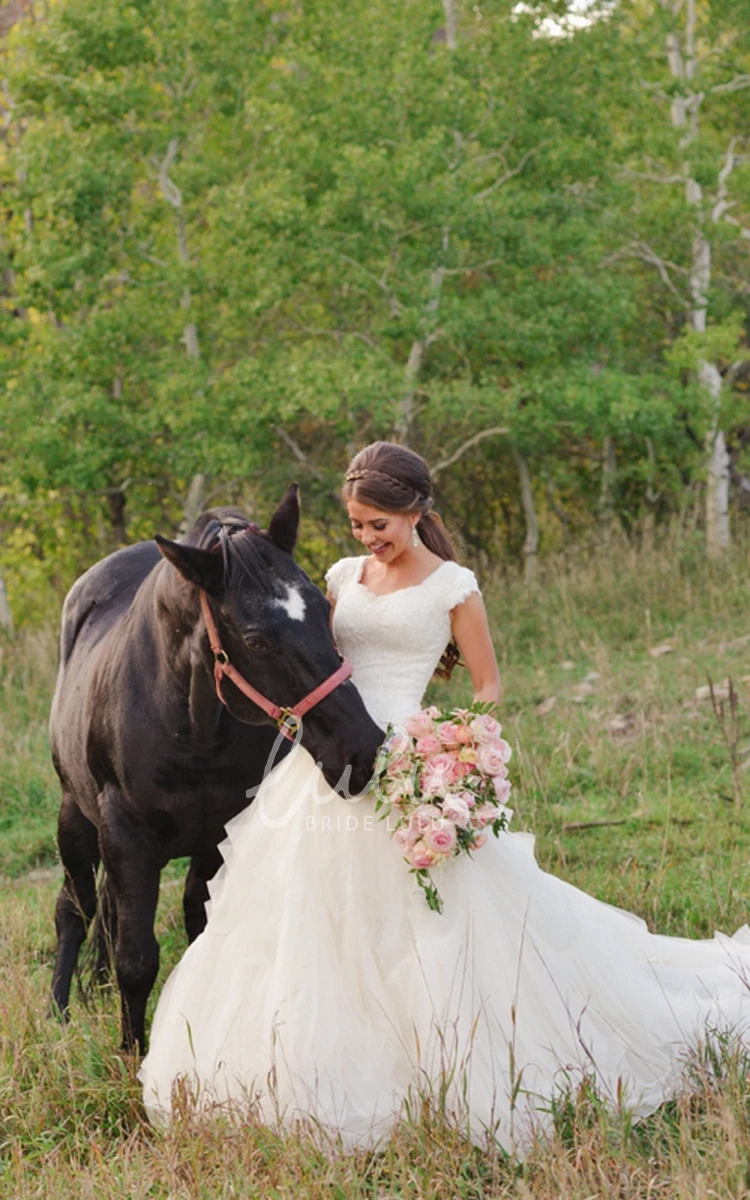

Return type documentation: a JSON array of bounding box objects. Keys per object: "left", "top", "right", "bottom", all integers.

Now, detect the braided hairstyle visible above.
[{"left": 341, "top": 441, "right": 462, "bottom": 679}]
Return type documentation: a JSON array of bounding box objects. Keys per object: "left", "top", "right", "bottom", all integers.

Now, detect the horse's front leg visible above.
[{"left": 98, "top": 786, "right": 161, "bottom": 1054}]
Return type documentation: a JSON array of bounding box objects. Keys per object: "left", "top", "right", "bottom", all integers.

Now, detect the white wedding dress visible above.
[{"left": 140, "top": 555, "right": 750, "bottom": 1153}]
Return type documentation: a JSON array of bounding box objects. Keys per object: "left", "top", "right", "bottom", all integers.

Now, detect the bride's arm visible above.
[{"left": 450, "top": 593, "right": 502, "bottom": 705}]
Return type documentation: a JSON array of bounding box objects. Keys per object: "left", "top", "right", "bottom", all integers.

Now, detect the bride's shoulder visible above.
[
  {"left": 436, "top": 560, "right": 481, "bottom": 611},
  {"left": 324, "top": 555, "right": 365, "bottom": 599}
]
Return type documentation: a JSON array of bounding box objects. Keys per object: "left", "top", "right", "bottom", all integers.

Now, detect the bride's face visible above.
[{"left": 347, "top": 499, "right": 416, "bottom": 563}]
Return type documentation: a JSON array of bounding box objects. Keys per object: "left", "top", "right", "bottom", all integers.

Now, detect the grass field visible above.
[{"left": 2, "top": 534, "right": 750, "bottom": 1197}]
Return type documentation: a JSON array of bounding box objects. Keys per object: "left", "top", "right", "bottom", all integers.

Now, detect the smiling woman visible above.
[{"left": 338, "top": 441, "right": 501, "bottom": 701}]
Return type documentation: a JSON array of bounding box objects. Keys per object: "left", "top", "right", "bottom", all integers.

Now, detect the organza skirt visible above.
[{"left": 139, "top": 746, "right": 750, "bottom": 1153}]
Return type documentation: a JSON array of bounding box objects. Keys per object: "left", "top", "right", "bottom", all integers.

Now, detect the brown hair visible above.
[{"left": 342, "top": 441, "right": 462, "bottom": 678}]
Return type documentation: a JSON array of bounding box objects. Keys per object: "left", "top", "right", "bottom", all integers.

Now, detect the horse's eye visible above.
[{"left": 244, "top": 634, "right": 270, "bottom": 653}]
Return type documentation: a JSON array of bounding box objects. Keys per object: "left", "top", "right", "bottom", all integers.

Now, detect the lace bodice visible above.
[{"left": 325, "top": 556, "right": 480, "bottom": 729}]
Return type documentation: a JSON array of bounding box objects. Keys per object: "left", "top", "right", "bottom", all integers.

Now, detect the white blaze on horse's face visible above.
[{"left": 274, "top": 584, "right": 306, "bottom": 622}]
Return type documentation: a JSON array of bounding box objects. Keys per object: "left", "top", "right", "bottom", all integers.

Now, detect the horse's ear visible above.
[
  {"left": 266, "top": 482, "right": 300, "bottom": 555},
  {"left": 155, "top": 537, "right": 224, "bottom": 594}
]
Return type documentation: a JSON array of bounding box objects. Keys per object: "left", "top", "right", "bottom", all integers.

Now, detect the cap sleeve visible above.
[
  {"left": 324, "top": 556, "right": 361, "bottom": 602},
  {"left": 439, "top": 563, "right": 480, "bottom": 612}
]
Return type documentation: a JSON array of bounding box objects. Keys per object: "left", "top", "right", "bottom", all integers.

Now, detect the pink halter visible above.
[{"left": 199, "top": 589, "right": 353, "bottom": 740}]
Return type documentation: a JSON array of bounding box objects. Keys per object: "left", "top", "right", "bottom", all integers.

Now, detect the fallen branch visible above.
[{"left": 562, "top": 819, "right": 629, "bottom": 832}]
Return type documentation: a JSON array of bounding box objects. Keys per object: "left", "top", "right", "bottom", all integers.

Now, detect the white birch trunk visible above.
[
  {"left": 394, "top": 234, "right": 448, "bottom": 442},
  {"left": 178, "top": 473, "right": 207, "bottom": 539},
  {"left": 665, "top": 0, "right": 729, "bottom": 555},
  {"left": 157, "top": 139, "right": 200, "bottom": 361},
  {"left": 395, "top": 339, "right": 425, "bottom": 443},
  {"left": 441, "top": 0, "right": 457, "bottom": 50}
]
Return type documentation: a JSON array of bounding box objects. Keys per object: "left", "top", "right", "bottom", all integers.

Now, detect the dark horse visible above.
[{"left": 49, "top": 486, "right": 382, "bottom": 1052}]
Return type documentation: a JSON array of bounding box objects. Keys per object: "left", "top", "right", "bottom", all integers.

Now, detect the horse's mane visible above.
[{"left": 185, "top": 508, "right": 281, "bottom": 592}]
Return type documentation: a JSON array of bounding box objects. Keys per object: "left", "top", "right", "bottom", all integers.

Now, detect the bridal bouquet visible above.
[{"left": 373, "top": 703, "right": 511, "bottom": 912}]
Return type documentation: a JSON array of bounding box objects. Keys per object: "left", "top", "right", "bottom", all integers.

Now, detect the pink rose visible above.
[
  {"left": 452, "top": 760, "right": 473, "bottom": 779},
  {"left": 458, "top": 789, "right": 476, "bottom": 809},
  {"left": 406, "top": 839, "right": 437, "bottom": 869},
  {"left": 472, "top": 833, "right": 488, "bottom": 849},
  {"left": 419, "top": 770, "right": 437, "bottom": 796},
  {"left": 492, "top": 775, "right": 512, "bottom": 804},
  {"left": 393, "top": 826, "right": 418, "bottom": 852},
  {"left": 436, "top": 722, "right": 462, "bottom": 748},
  {"left": 384, "top": 729, "right": 410, "bottom": 756},
  {"left": 420, "top": 752, "right": 459, "bottom": 794},
  {"left": 441, "top": 794, "right": 472, "bottom": 828},
  {"left": 470, "top": 713, "right": 502, "bottom": 744},
  {"left": 412, "top": 803, "right": 442, "bottom": 832},
  {"left": 455, "top": 725, "right": 474, "bottom": 744},
  {"left": 423, "top": 820, "right": 458, "bottom": 854},
  {"left": 427, "top": 751, "right": 459, "bottom": 776},
  {"left": 404, "top": 711, "right": 435, "bottom": 739},
  {"left": 496, "top": 738, "right": 512, "bottom": 763},
  {"left": 476, "top": 744, "right": 511, "bottom": 776},
  {"left": 471, "top": 803, "right": 499, "bottom": 828},
  {"left": 387, "top": 754, "right": 412, "bottom": 776},
  {"left": 415, "top": 734, "right": 442, "bottom": 758}
]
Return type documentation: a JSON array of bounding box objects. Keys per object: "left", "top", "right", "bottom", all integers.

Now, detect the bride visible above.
[{"left": 140, "top": 440, "right": 750, "bottom": 1154}]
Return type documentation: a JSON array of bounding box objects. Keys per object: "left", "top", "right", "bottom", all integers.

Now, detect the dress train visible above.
[{"left": 140, "top": 745, "right": 750, "bottom": 1152}]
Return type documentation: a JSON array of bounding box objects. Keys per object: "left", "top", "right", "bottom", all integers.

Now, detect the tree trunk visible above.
[
  {"left": 705, "top": 427, "right": 730, "bottom": 558},
  {"left": 513, "top": 448, "right": 539, "bottom": 583},
  {"left": 643, "top": 437, "right": 658, "bottom": 547},
  {"left": 106, "top": 489, "right": 127, "bottom": 545},
  {"left": 0, "top": 571, "right": 12, "bottom": 635},
  {"left": 395, "top": 338, "right": 424, "bottom": 443},
  {"left": 665, "top": 0, "right": 729, "bottom": 557},
  {"left": 157, "top": 139, "right": 200, "bottom": 361},
  {"left": 178, "top": 473, "right": 207, "bottom": 539},
  {"left": 441, "top": 0, "right": 457, "bottom": 50},
  {"left": 599, "top": 435, "right": 617, "bottom": 543},
  {"left": 546, "top": 478, "right": 570, "bottom": 545},
  {"left": 394, "top": 233, "right": 448, "bottom": 442}
]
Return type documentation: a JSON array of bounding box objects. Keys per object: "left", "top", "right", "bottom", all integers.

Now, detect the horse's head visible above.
[{"left": 155, "top": 485, "right": 382, "bottom": 796}]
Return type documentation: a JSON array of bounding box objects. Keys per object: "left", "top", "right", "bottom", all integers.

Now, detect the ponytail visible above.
[
  {"left": 417, "top": 513, "right": 462, "bottom": 679},
  {"left": 416, "top": 511, "right": 456, "bottom": 562}
]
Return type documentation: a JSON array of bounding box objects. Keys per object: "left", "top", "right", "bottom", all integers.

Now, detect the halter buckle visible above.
[{"left": 277, "top": 707, "right": 301, "bottom": 738}]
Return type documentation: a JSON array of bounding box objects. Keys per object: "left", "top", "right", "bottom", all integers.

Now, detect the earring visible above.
[{"left": 412, "top": 524, "right": 420, "bottom": 547}]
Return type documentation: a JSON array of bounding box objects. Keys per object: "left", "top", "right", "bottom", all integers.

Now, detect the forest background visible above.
[{"left": 0, "top": 0, "right": 748, "bottom": 625}]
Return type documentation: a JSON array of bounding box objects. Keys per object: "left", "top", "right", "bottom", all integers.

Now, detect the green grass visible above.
[{"left": 2, "top": 532, "right": 750, "bottom": 1195}]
